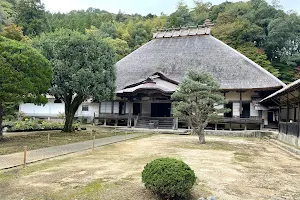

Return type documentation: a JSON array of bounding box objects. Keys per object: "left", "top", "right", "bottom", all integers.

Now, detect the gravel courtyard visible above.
[{"left": 0, "top": 134, "right": 299, "bottom": 200}]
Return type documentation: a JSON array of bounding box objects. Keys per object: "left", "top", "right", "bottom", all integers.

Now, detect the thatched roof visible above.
[{"left": 116, "top": 28, "right": 285, "bottom": 91}]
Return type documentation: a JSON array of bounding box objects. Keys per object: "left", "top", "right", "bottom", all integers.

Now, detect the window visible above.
[
  {"left": 54, "top": 99, "right": 62, "bottom": 103},
  {"left": 82, "top": 105, "right": 89, "bottom": 111}
]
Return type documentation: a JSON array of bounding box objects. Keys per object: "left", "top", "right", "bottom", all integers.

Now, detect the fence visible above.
[{"left": 279, "top": 122, "right": 300, "bottom": 138}]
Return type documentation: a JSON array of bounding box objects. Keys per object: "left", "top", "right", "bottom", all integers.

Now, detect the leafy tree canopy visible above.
[
  {"left": 34, "top": 29, "right": 116, "bottom": 132},
  {"left": 0, "top": 36, "right": 52, "bottom": 136}
]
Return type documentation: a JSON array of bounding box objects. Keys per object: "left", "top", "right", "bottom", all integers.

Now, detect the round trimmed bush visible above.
[{"left": 142, "top": 158, "right": 196, "bottom": 199}]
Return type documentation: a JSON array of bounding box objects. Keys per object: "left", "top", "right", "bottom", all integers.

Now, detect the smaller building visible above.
[
  {"left": 19, "top": 95, "right": 99, "bottom": 123},
  {"left": 261, "top": 79, "right": 300, "bottom": 147}
]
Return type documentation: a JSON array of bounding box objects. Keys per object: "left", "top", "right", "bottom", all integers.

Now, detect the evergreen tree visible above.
[
  {"left": 0, "top": 36, "right": 52, "bottom": 138},
  {"left": 15, "top": 0, "right": 49, "bottom": 36},
  {"left": 34, "top": 29, "right": 116, "bottom": 132},
  {"left": 172, "top": 71, "right": 228, "bottom": 144}
]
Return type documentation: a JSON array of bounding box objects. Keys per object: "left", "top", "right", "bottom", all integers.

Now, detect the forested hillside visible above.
[{"left": 1, "top": 0, "right": 299, "bottom": 83}]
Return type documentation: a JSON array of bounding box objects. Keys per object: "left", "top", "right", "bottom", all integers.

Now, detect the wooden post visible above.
[
  {"left": 298, "top": 94, "right": 300, "bottom": 138},
  {"left": 215, "top": 124, "right": 217, "bottom": 131},
  {"left": 278, "top": 106, "right": 281, "bottom": 131},
  {"left": 239, "top": 91, "right": 243, "bottom": 129},
  {"left": 92, "top": 136, "right": 95, "bottom": 152},
  {"left": 93, "top": 112, "right": 96, "bottom": 126},
  {"left": 104, "top": 118, "right": 107, "bottom": 126},
  {"left": 244, "top": 125, "right": 247, "bottom": 131},
  {"left": 286, "top": 93, "right": 289, "bottom": 134},
  {"left": 23, "top": 146, "right": 27, "bottom": 168}
]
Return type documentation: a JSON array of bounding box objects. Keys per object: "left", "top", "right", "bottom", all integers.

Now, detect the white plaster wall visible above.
[
  {"left": 250, "top": 102, "right": 259, "bottom": 117},
  {"left": 125, "top": 102, "right": 133, "bottom": 114},
  {"left": 262, "top": 110, "right": 268, "bottom": 125},
  {"left": 225, "top": 91, "right": 257, "bottom": 101},
  {"left": 225, "top": 91, "right": 240, "bottom": 101},
  {"left": 141, "top": 102, "right": 151, "bottom": 116},
  {"left": 100, "top": 102, "right": 112, "bottom": 113},
  {"left": 76, "top": 103, "right": 99, "bottom": 118},
  {"left": 19, "top": 102, "right": 65, "bottom": 117},
  {"left": 242, "top": 91, "right": 258, "bottom": 101},
  {"left": 113, "top": 102, "right": 119, "bottom": 114},
  {"left": 232, "top": 102, "right": 240, "bottom": 117}
]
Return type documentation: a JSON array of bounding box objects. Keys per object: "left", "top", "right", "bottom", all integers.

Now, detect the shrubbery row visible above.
[{"left": 5, "top": 120, "right": 80, "bottom": 132}]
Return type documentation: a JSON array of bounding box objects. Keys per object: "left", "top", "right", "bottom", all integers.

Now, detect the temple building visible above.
[{"left": 20, "top": 22, "right": 286, "bottom": 130}]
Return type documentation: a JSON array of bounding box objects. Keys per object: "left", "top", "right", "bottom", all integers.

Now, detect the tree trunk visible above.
[
  {"left": 63, "top": 95, "right": 83, "bottom": 133},
  {"left": 194, "top": 127, "right": 205, "bottom": 144},
  {"left": 0, "top": 103, "right": 3, "bottom": 139},
  {"left": 63, "top": 110, "right": 75, "bottom": 132}
]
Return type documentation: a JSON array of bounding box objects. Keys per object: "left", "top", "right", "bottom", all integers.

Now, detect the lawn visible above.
[
  {"left": 0, "top": 134, "right": 300, "bottom": 200},
  {"left": 0, "top": 126, "right": 132, "bottom": 155}
]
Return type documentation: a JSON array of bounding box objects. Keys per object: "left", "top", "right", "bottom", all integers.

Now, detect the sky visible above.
[{"left": 41, "top": 0, "right": 300, "bottom": 15}]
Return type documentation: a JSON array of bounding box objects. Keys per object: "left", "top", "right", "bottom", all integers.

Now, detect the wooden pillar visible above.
[
  {"left": 111, "top": 101, "right": 114, "bottom": 114},
  {"left": 99, "top": 102, "right": 101, "bottom": 126},
  {"left": 173, "top": 117, "right": 178, "bottom": 130},
  {"left": 127, "top": 101, "right": 132, "bottom": 127},
  {"left": 298, "top": 93, "right": 300, "bottom": 138},
  {"left": 278, "top": 106, "right": 281, "bottom": 131},
  {"left": 286, "top": 93, "right": 289, "bottom": 134},
  {"left": 239, "top": 91, "right": 243, "bottom": 129},
  {"left": 239, "top": 91, "right": 243, "bottom": 117}
]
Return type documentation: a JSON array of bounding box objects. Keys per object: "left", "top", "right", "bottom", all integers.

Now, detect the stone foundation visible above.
[
  {"left": 277, "top": 133, "right": 300, "bottom": 148},
  {"left": 204, "top": 130, "right": 273, "bottom": 138}
]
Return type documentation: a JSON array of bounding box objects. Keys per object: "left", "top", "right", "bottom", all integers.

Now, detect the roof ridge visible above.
[{"left": 210, "top": 36, "right": 286, "bottom": 87}]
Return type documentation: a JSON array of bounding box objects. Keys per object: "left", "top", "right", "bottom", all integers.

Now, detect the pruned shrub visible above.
[{"left": 142, "top": 158, "right": 196, "bottom": 199}]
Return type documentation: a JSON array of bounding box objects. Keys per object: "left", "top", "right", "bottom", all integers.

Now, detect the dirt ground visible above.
[{"left": 0, "top": 134, "right": 300, "bottom": 200}]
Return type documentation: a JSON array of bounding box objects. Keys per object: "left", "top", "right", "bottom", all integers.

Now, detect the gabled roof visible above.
[
  {"left": 261, "top": 79, "right": 300, "bottom": 106},
  {"left": 116, "top": 72, "right": 178, "bottom": 95},
  {"left": 116, "top": 29, "right": 285, "bottom": 91}
]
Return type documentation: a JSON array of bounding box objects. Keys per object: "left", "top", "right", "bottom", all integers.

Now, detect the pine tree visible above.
[{"left": 172, "top": 70, "right": 228, "bottom": 144}]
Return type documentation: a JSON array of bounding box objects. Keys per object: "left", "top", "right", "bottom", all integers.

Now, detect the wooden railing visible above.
[
  {"left": 279, "top": 122, "right": 300, "bottom": 138},
  {"left": 223, "top": 117, "right": 263, "bottom": 124},
  {"left": 97, "top": 114, "right": 263, "bottom": 126}
]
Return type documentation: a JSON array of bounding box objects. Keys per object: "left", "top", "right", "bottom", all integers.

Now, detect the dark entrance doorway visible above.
[
  {"left": 268, "top": 111, "right": 274, "bottom": 123},
  {"left": 151, "top": 103, "right": 171, "bottom": 117},
  {"left": 133, "top": 103, "right": 141, "bottom": 115},
  {"left": 224, "top": 102, "right": 233, "bottom": 117},
  {"left": 241, "top": 103, "right": 250, "bottom": 118}
]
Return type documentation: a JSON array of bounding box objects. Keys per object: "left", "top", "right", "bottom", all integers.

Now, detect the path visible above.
[{"left": 0, "top": 133, "right": 149, "bottom": 170}]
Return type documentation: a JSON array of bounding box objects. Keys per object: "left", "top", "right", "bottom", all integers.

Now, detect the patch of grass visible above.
[
  {"left": 234, "top": 152, "right": 253, "bottom": 163},
  {"left": 0, "top": 156, "right": 72, "bottom": 182},
  {"left": 41, "top": 179, "right": 112, "bottom": 200},
  {"left": 0, "top": 127, "right": 144, "bottom": 155}
]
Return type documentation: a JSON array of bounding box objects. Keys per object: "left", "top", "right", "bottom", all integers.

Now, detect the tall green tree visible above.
[
  {"left": 15, "top": 0, "right": 49, "bottom": 36},
  {"left": 0, "top": 36, "right": 52, "bottom": 138},
  {"left": 34, "top": 29, "right": 116, "bottom": 132},
  {"left": 172, "top": 71, "right": 228, "bottom": 144},
  {"left": 167, "top": 1, "right": 193, "bottom": 27},
  {"left": 237, "top": 43, "right": 279, "bottom": 77},
  {"left": 103, "top": 37, "right": 131, "bottom": 61}
]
